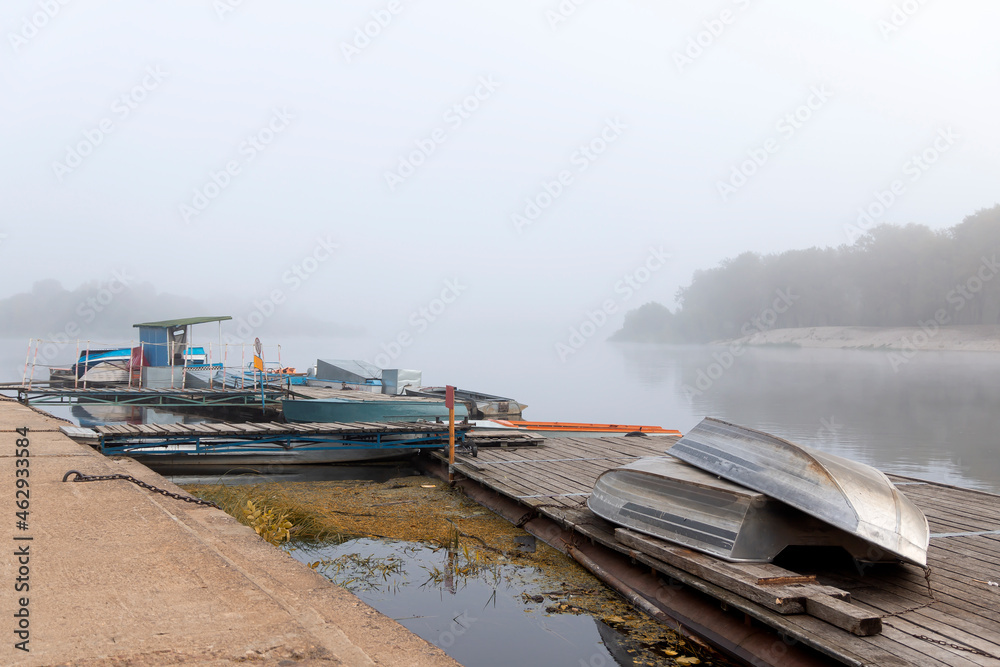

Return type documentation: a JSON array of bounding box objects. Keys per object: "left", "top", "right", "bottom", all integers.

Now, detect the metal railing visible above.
[{"left": 21, "top": 339, "right": 291, "bottom": 391}]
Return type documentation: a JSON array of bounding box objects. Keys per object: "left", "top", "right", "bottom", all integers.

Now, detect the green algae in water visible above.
[{"left": 187, "top": 476, "right": 729, "bottom": 667}]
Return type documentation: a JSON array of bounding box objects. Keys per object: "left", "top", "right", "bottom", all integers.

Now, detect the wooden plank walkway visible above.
[{"left": 439, "top": 436, "right": 1000, "bottom": 667}]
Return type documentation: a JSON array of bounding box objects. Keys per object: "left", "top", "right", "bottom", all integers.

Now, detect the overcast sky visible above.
[{"left": 2, "top": 0, "right": 998, "bottom": 346}]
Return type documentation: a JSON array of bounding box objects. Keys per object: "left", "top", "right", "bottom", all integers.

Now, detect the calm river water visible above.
[
  {"left": 267, "top": 334, "right": 1000, "bottom": 493},
  {"left": 4, "top": 334, "right": 999, "bottom": 491}
]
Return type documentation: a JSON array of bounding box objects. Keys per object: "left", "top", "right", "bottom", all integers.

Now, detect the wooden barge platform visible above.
[
  {"left": 57, "top": 420, "right": 541, "bottom": 467},
  {"left": 425, "top": 435, "right": 1000, "bottom": 667}
]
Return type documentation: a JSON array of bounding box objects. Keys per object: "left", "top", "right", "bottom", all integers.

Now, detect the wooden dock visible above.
[
  {"left": 72, "top": 420, "right": 472, "bottom": 440},
  {"left": 58, "top": 420, "right": 539, "bottom": 465},
  {"left": 432, "top": 436, "right": 1000, "bottom": 667}
]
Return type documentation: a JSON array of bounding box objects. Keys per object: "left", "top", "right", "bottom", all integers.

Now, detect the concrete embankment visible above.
[{"left": 0, "top": 398, "right": 459, "bottom": 666}]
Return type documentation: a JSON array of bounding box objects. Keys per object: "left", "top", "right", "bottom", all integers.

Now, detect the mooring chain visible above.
[
  {"left": 915, "top": 634, "right": 999, "bottom": 659},
  {"left": 62, "top": 470, "right": 219, "bottom": 508}
]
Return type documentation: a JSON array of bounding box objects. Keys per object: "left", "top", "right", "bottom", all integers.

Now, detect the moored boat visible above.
[
  {"left": 282, "top": 395, "right": 468, "bottom": 423},
  {"left": 406, "top": 387, "right": 527, "bottom": 420},
  {"left": 49, "top": 347, "right": 139, "bottom": 386}
]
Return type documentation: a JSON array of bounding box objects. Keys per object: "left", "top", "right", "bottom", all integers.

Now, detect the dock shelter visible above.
[{"left": 133, "top": 316, "right": 231, "bottom": 367}]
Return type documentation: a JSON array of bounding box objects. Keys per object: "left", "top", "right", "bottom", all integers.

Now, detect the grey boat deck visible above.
[
  {"left": 287, "top": 387, "right": 446, "bottom": 402},
  {"left": 438, "top": 436, "right": 1000, "bottom": 666}
]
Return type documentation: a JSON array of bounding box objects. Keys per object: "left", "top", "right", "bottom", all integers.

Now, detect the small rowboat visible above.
[
  {"left": 669, "top": 418, "right": 929, "bottom": 566},
  {"left": 589, "top": 456, "right": 886, "bottom": 563}
]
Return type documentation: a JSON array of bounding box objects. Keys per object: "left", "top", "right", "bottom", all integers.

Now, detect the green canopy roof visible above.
[{"left": 133, "top": 316, "right": 232, "bottom": 329}]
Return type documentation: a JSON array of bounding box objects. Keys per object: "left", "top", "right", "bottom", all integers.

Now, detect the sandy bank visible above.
[{"left": 720, "top": 325, "right": 1000, "bottom": 352}]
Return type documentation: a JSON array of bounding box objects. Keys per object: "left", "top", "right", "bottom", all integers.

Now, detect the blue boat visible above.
[
  {"left": 49, "top": 347, "right": 136, "bottom": 385},
  {"left": 50, "top": 345, "right": 221, "bottom": 386}
]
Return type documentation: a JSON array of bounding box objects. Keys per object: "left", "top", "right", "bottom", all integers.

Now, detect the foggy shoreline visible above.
[{"left": 717, "top": 325, "right": 1000, "bottom": 352}]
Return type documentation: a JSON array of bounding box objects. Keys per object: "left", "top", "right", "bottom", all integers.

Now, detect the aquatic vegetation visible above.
[
  {"left": 242, "top": 499, "right": 293, "bottom": 546},
  {"left": 187, "top": 476, "right": 729, "bottom": 666},
  {"left": 183, "top": 480, "right": 338, "bottom": 541},
  {"left": 308, "top": 552, "right": 405, "bottom": 592}
]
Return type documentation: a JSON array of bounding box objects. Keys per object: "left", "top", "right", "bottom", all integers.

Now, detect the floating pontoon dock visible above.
[
  {"left": 424, "top": 435, "right": 1000, "bottom": 667},
  {"left": 6, "top": 384, "right": 287, "bottom": 408},
  {"left": 60, "top": 420, "right": 471, "bottom": 461}
]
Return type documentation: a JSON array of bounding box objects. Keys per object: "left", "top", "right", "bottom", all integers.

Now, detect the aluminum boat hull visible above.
[
  {"left": 670, "top": 418, "right": 929, "bottom": 567},
  {"left": 589, "top": 456, "right": 885, "bottom": 562}
]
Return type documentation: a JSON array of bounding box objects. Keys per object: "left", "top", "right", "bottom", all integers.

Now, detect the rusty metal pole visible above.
[{"left": 447, "top": 384, "right": 455, "bottom": 485}]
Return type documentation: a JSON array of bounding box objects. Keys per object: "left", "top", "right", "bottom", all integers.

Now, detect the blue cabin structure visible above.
[{"left": 133, "top": 316, "right": 231, "bottom": 367}]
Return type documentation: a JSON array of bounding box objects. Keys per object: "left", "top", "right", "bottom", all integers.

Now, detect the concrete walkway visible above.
[{"left": 0, "top": 399, "right": 460, "bottom": 666}]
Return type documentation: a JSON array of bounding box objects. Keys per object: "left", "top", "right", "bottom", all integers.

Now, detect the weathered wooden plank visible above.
[
  {"left": 758, "top": 575, "right": 819, "bottom": 586},
  {"left": 570, "top": 519, "right": 902, "bottom": 666},
  {"left": 59, "top": 426, "right": 99, "bottom": 440},
  {"left": 614, "top": 528, "right": 851, "bottom": 615},
  {"left": 201, "top": 424, "right": 241, "bottom": 434},
  {"left": 805, "top": 595, "right": 882, "bottom": 637}
]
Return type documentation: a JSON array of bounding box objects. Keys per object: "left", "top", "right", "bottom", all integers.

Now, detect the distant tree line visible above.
[{"left": 611, "top": 204, "right": 1000, "bottom": 343}]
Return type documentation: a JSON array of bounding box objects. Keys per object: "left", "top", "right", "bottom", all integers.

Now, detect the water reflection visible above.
[
  {"left": 288, "top": 537, "right": 688, "bottom": 667},
  {"left": 616, "top": 344, "right": 1000, "bottom": 492},
  {"left": 290, "top": 538, "right": 615, "bottom": 667}
]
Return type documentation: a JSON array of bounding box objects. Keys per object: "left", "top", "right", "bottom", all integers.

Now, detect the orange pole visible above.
[{"left": 447, "top": 384, "right": 455, "bottom": 484}]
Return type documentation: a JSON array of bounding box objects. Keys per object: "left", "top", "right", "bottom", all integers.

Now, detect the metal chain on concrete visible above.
[
  {"left": 62, "top": 470, "right": 219, "bottom": 508},
  {"left": 0, "top": 395, "right": 75, "bottom": 424}
]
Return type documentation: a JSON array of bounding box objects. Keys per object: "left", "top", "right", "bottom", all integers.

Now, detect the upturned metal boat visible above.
[
  {"left": 669, "top": 418, "right": 929, "bottom": 566},
  {"left": 589, "top": 456, "right": 888, "bottom": 563}
]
